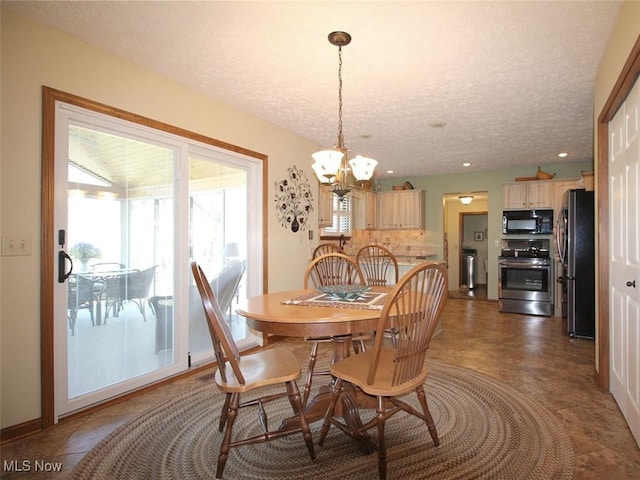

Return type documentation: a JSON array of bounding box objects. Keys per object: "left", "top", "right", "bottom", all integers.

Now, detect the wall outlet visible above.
[{"left": 1, "top": 236, "right": 32, "bottom": 256}]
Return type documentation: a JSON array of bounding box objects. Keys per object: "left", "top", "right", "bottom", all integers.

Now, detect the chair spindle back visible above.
[
  {"left": 312, "top": 243, "right": 343, "bottom": 259},
  {"left": 356, "top": 244, "right": 399, "bottom": 287},
  {"left": 304, "top": 253, "right": 365, "bottom": 289},
  {"left": 368, "top": 262, "right": 447, "bottom": 386}
]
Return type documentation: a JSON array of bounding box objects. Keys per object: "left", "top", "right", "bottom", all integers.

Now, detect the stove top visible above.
[
  {"left": 500, "top": 247, "right": 550, "bottom": 258},
  {"left": 500, "top": 238, "right": 551, "bottom": 258}
]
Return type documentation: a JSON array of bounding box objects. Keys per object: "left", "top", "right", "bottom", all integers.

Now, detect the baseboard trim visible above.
[{"left": 1, "top": 418, "right": 42, "bottom": 444}]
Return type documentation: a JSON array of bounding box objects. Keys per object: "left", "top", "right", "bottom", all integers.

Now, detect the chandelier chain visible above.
[{"left": 337, "top": 45, "right": 344, "bottom": 150}]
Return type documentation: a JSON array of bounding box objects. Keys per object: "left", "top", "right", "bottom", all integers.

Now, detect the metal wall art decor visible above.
[{"left": 275, "top": 166, "right": 314, "bottom": 233}]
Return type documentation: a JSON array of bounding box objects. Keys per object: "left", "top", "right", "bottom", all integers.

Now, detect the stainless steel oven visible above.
[{"left": 498, "top": 239, "right": 553, "bottom": 316}]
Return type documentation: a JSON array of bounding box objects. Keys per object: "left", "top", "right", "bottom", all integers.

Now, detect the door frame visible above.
[
  {"left": 595, "top": 36, "right": 640, "bottom": 390},
  {"left": 458, "top": 211, "right": 488, "bottom": 288},
  {"left": 40, "top": 87, "right": 269, "bottom": 428}
]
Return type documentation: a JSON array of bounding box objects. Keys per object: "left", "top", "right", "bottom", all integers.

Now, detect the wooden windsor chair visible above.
[
  {"left": 191, "top": 261, "right": 315, "bottom": 478},
  {"left": 301, "top": 252, "right": 368, "bottom": 407},
  {"left": 319, "top": 262, "right": 448, "bottom": 480},
  {"left": 356, "top": 244, "right": 400, "bottom": 346},
  {"left": 312, "top": 242, "right": 343, "bottom": 258}
]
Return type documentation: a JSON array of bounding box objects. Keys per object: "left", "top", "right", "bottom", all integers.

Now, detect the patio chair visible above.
[
  {"left": 319, "top": 262, "right": 447, "bottom": 480},
  {"left": 211, "top": 259, "right": 246, "bottom": 320},
  {"left": 191, "top": 261, "right": 315, "bottom": 478},
  {"left": 301, "top": 253, "right": 368, "bottom": 406},
  {"left": 104, "top": 265, "right": 157, "bottom": 322},
  {"left": 89, "top": 262, "right": 126, "bottom": 273},
  {"left": 67, "top": 273, "right": 100, "bottom": 335}
]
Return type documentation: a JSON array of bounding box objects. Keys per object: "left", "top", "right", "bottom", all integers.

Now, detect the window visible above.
[{"left": 321, "top": 194, "right": 352, "bottom": 237}]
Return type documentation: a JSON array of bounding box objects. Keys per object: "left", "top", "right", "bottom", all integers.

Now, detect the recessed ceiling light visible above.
[
  {"left": 558, "top": 152, "right": 568, "bottom": 158},
  {"left": 462, "top": 162, "right": 471, "bottom": 167}
]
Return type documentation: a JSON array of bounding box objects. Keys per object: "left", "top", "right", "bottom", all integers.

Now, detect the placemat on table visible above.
[{"left": 281, "top": 290, "right": 387, "bottom": 310}]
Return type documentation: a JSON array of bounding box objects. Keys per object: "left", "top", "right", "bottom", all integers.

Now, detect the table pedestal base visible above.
[{"left": 279, "top": 335, "right": 375, "bottom": 451}]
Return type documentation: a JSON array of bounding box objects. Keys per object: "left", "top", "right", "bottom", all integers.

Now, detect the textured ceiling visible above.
[{"left": 5, "top": 1, "right": 623, "bottom": 179}]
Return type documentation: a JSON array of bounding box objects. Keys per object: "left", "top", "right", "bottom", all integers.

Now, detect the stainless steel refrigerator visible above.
[{"left": 558, "top": 189, "right": 595, "bottom": 338}]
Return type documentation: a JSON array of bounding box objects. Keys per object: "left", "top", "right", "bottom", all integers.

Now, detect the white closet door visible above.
[{"left": 609, "top": 75, "right": 640, "bottom": 446}]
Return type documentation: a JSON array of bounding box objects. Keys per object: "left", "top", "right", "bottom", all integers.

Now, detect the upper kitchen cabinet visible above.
[
  {"left": 377, "top": 189, "right": 424, "bottom": 230},
  {"left": 503, "top": 181, "right": 553, "bottom": 209},
  {"left": 318, "top": 184, "right": 334, "bottom": 227},
  {"left": 352, "top": 189, "right": 377, "bottom": 230},
  {"left": 503, "top": 178, "right": 581, "bottom": 213}
]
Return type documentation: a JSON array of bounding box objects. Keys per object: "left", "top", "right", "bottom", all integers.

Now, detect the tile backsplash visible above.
[{"left": 344, "top": 229, "right": 437, "bottom": 257}]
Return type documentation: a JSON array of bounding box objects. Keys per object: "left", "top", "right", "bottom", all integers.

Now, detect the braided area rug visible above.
[{"left": 71, "top": 360, "right": 574, "bottom": 480}]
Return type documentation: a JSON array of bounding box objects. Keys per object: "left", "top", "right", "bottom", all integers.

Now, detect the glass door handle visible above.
[{"left": 58, "top": 250, "right": 73, "bottom": 283}]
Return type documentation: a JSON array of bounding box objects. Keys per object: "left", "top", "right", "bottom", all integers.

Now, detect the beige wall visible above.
[
  {"left": 0, "top": 11, "right": 319, "bottom": 428},
  {"left": 592, "top": 1, "right": 640, "bottom": 372}
]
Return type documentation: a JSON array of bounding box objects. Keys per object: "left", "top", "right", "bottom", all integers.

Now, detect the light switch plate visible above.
[{"left": 1, "top": 236, "right": 32, "bottom": 256}]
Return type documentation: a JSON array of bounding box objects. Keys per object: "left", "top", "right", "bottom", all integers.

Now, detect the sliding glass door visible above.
[{"left": 51, "top": 97, "right": 262, "bottom": 420}]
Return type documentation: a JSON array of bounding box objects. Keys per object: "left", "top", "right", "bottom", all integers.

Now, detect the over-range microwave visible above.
[{"left": 502, "top": 209, "right": 553, "bottom": 235}]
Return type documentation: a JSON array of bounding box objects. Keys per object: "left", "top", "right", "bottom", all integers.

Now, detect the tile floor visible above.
[{"left": 1, "top": 297, "right": 639, "bottom": 479}]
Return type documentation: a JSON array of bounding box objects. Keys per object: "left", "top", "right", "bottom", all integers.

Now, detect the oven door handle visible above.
[{"left": 499, "top": 262, "right": 550, "bottom": 269}]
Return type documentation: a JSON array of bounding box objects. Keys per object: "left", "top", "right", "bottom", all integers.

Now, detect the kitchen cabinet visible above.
[
  {"left": 352, "top": 189, "right": 377, "bottom": 230},
  {"left": 398, "top": 263, "right": 415, "bottom": 279},
  {"left": 364, "top": 190, "right": 377, "bottom": 229},
  {"left": 317, "top": 185, "right": 333, "bottom": 227},
  {"left": 503, "top": 178, "right": 581, "bottom": 213},
  {"left": 377, "top": 189, "right": 424, "bottom": 230},
  {"left": 503, "top": 181, "right": 553, "bottom": 209}
]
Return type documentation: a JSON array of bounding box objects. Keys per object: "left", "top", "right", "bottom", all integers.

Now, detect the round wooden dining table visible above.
[
  {"left": 235, "top": 287, "right": 389, "bottom": 431},
  {"left": 236, "top": 288, "right": 386, "bottom": 335}
]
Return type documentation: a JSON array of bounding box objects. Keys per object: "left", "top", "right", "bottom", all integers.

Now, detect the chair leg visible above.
[
  {"left": 216, "top": 392, "right": 239, "bottom": 479},
  {"left": 137, "top": 298, "right": 147, "bottom": 321},
  {"left": 319, "top": 378, "right": 344, "bottom": 446},
  {"left": 353, "top": 337, "right": 367, "bottom": 354},
  {"left": 376, "top": 396, "right": 387, "bottom": 480},
  {"left": 68, "top": 310, "right": 76, "bottom": 336},
  {"left": 104, "top": 301, "right": 111, "bottom": 323},
  {"left": 219, "top": 393, "right": 232, "bottom": 432},
  {"left": 416, "top": 385, "right": 439, "bottom": 446},
  {"left": 286, "top": 380, "right": 316, "bottom": 460},
  {"left": 302, "top": 341, "right": 320, "bottom": 406}
]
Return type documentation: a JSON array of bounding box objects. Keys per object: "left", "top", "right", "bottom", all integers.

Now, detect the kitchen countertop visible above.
[{"left": 394, "top": 255, "right": 440, "bottom": 265}]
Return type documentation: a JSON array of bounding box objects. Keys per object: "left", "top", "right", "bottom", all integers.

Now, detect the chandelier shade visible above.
[
  {"left": 311, "top": 31, "right": 377, "bottom": 197},
  {"left": 349, "top": 155, "right": 378, "bottom": 181},
  {"left": 311, "top": 150, "right": 344, "bottom": 183},
  {"left": 459, "top": 195, "right": 474, "bottom": 205}
]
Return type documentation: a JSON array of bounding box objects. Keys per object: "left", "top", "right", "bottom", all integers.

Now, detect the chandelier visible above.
[{"left": 311, "top": 31, "right": 378, "bottom": 199}]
